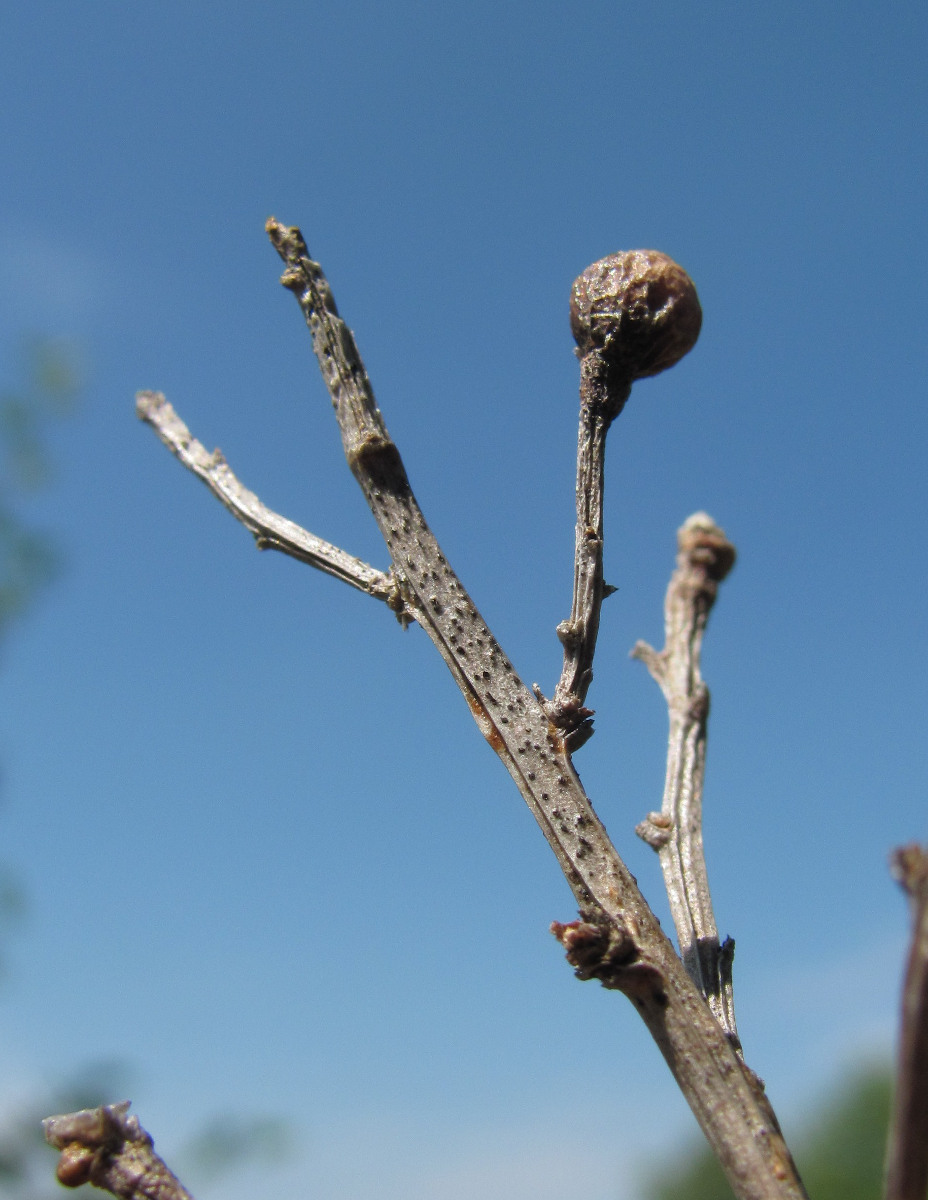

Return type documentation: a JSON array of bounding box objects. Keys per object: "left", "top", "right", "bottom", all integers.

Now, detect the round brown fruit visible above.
[{"left": 570, "top": 251, "right": 702, "bottom": 380}]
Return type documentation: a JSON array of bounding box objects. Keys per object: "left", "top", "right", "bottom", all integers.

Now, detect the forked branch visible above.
[{"left": 125, "top": 219, "right": 807, "bottom": 1200}]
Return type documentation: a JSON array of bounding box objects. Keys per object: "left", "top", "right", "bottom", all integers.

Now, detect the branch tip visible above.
[
  {"left": 135, "top": 389, "right": 166, "bottom": 420},
  {"left": 44, "top": 1102, "right": 193, "bottom": 1200},
  {"left": 678, "top": 512, "right": 736, "bottom": 583},
  {"left": 891, "top": 843, "right": 928, "bottom": 900}
]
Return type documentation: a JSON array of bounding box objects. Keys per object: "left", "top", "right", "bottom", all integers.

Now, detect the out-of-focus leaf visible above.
[
  {"left": 0, "top": 338, "right": 80, "bottom": 648},
  {"left": 180, "top": 1114, "right": 293, "bottom": 1183},
  {"left": 26, "top": 338, "right": 81, "bottom": 409},
  {"left": 644, "top": 1064, "right": 893, "bottom": 1200},
  {"left": 797, "top": 1067, "right": 892, "bottom": 1200}
]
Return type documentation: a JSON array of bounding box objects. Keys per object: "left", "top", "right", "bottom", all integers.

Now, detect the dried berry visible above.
[{"left": 570, "top": 251, "right": 702, "bottom": 380}]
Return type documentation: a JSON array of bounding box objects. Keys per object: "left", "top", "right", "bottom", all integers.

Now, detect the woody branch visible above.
[
  {"left": 118, "top": 220, "right": 807, "bottom": 1200},
  {"left": 632, "top": 513, "right": 740, "bottom": 1049}
]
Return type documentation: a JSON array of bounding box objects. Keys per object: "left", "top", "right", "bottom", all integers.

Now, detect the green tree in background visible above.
[
  {"left": 0, "top": 337, "right": 80, "bottom": 642},
  {"left": 646, "top": 1066, "right": 894, "bottom": 1200},
  {"left": 0, "top": 344, "right": 291, "bottom": 1197},
  {"left": 0, "top": 338, "right": 86, "bottom": 1199},
  {"left": 0, "top": 337, "right": 80, "bottom": 977}
]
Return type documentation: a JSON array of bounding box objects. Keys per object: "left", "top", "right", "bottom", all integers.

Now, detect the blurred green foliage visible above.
[
  {"left": 0, "top": 338, "right": 80, "bottom": 640},
  {"left": 178, "top": 1113, "right": 292, "bottom": 1185},
  {"left": 0, "top": 344, "right": 291, "bottom": 1196},
  {"left": 0, "top": 1063, "right": 124, "bottom": 1200},
  {"left": 0, "top": 338, "right": 85, "bottom": 1199},
  {"left": 645, "top": 1065, "right": 894, "bottom": 1200},
  {"left": 0, "top": 337, "right": 81, "bottom": 979}
]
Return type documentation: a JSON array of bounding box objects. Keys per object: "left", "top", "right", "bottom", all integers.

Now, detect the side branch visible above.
[
  {"left": 545, "top": 351, "right": 629, "bottom": 751},
  {"left": 44, "top": 1102, "right": 193, "bottom": 1200},
  {"left": 136, "top": 390, "right": 409, "bottom": 617},
  {"left": 885, "top": 843, "right": 928, "bottom": 1200},
  {"left": 546, "top": 249, "right": 703, "bottom": 751},
  {"left": 632, "top": 512, "right": 740, "bottom": 1049}
]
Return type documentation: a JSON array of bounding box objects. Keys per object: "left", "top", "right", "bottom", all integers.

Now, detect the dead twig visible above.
[{"left": 632, "top": 513, "right": 740, "bottom": 1050}]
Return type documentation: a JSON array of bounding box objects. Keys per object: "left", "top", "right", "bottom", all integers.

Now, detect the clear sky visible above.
[{"left": 0, "top": 4, "right": 925, "bottom": 1198}]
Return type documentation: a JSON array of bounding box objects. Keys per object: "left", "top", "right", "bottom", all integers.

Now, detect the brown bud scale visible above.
[{"left": 55, "top": 1144, "right": 95, "bottom": 1188}]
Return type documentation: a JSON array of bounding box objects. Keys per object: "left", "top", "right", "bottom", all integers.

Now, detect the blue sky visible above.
[{"left": 0, "top": 3, "right": 926, "bottom": 1198}]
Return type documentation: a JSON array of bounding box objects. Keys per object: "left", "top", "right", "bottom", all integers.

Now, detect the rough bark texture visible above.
[
  {"left": 545, "top": 350, "right": 628, "bottom": 750},
  {"left": 633, "top": 513, "right": 740, "bottom": 1049},
  {"left": 265, "top": 219, "right": 807, "bottom": 1200},
  {"left": 121, "top": 220, "right": 813, "bottom": 1200}
]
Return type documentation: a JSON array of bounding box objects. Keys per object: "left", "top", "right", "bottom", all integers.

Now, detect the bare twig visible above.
[
  {"left": 43, "top": 1102, "right": 193, "bottom": 1200},
  {"left": 543, "top": 351, "right": 628, "bottom": 751},
  {"left": 137, "top": 220, "right": 808, "bottom": 1200},
  {"left": 135, "top": 390, "right": 409, "bottom": 618},
  {"left": 632, "top": 513, "right": 739, "bottom": 1049},
  {"left": 545, "top": 252, "right": 702, "bottom": 751},
  {"left": 885, "top": 843, "right": 928, "bottom": 1200}
]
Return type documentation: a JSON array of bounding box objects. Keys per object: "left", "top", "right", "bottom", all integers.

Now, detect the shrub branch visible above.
[{"left": 115, "top": 220, "right": 809, "bottom": 1200}]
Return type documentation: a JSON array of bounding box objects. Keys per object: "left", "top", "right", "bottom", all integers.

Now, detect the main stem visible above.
[{"left": 266, "top": 219, "right": 807, "bottom": 1200}]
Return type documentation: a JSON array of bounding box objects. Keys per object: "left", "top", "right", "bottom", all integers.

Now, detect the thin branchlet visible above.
[
  {"left": 544, "top": 250, "right": 702, "bottom": 750},
  {"left": 632, "top": 513, "right": 739, "bottom": 1048},
  {"left": 135, "top": 390, "right": 409, "bottom": 618},
  {"left": 135, "top": 393, "right": 405, "bottom": 614}
]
